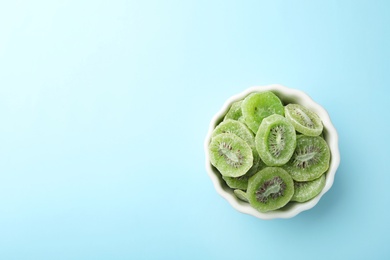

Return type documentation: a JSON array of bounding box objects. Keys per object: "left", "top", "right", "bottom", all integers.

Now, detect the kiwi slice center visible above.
[
  {"left": 254, "top": 106, "right": 269, "bottom": 118},
  {"left": 295, "top": 108, "right": 314, "bottom": 128},
  {"left": 293, "top": 145, "right": 320, "bottom": 168},
  {"left": 218, "top": 142, "right": 244, "bottom": 168},
  {"left": 255, "top": 176, "right": 286, "bottom": 203},
  {"left": 268, "top": 125, "right": 286, "bottom": 158}
]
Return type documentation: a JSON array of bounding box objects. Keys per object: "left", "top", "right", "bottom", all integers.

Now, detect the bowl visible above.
[{"left": 204, "top": 84, "right": 340, "bottom": 219}]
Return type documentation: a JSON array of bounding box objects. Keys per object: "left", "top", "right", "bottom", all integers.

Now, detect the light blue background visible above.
[{"left": 1, "top": 0, "right": 389, "bottom": 259}]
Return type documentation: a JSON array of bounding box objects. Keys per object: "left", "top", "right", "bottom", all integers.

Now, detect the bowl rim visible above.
[{"left": 204, "top": 84, "right": 340, "bottom": 219}]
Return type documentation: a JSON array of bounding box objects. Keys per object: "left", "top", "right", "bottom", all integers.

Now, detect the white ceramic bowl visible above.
[{"left": 204, "top": 84, "right": 340, "bottom": 219}]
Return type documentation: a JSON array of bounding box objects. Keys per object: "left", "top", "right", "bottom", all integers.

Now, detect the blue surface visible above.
[{"left": 1, "top": 0, "right": 389, "bottom": 259}]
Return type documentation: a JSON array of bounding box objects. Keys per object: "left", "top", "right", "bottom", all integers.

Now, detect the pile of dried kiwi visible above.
[{"left": 208, "top": 91, "right": 330, "bottom": 213}]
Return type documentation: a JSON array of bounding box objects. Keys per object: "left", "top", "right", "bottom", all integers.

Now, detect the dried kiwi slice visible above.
[
  {"left": 234, "top": 189, "right": 249, "bottom": 202},
  {"left": 224, "top": 100, "right": 243, "bottom": 121},
  {"left": 209, "top": 133, "right": 253, "bottom": 178},
  {"left": 247, "top": 167, "right": 294, "bottom": 212},
  {"left": 285, "top": 104, "right": 323, "bottom": 136},
  {"left": 241, "top": 91, "right": 284, "bottom": 133},
  {"left": 291, "top": 174, "right": 326, "bottom": 202},
  {"left": 212, "top": 119, "right": 261, "bottom": 180},
  {"left": 255, "top": 114, "right": 296, "bottom": 166},
  {"left": 283, "top": 135, "right": 330, "bottom": 181}
]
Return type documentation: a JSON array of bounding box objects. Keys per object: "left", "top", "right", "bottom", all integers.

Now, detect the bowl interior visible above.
[{"left": 205, "top": 84, "right": 340, "bottom": 219}]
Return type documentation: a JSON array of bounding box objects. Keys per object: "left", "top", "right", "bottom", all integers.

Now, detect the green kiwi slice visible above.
[
  {"left": 283, "top": 135, "right": 330, "bottom": 181},
  {"left": 241, "top": 91, "right": 284, "bottom": 133},
  {"left": 224, "top": 100, "right": 243, "bottom": 121},
  {"left": 247, "top": 167, "right": 294, "bottom": 212},
  {"left": 255, "top": 114, "right": 296, "bottom": 166},
  {"left": 291, "top": 174, "right": 326, "bottom": 202},
  {"left": 209, "top": 133, "right": 253, "bottom": 178},
  {"left": 212, "top": 119, "right": 261, "bottom": 181},
  {"left": 285, "top": 104, "right": 323, "bottom": 136},
  {"left": 234, "top": 189, "right": 249, "bottom": 202}
]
